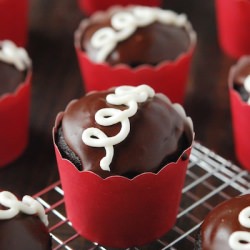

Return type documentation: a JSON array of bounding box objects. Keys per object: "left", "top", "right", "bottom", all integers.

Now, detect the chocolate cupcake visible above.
[
  {"left": 76, "top": 6, "right": 194, "bottom": 65},
  {"left": 53, "top": 84, "right": 193, "bottom": 247},
  {"left": 229, "top": 56, "right": 250, "bottom": 170},
  {"left": 0, "top": 190, "right": 51, "bottom": 250},
  {"left": 0, "top": 40, "right": 32, "bottom": 167},
  {"left": 74, "top": 5, "right": 197, "bottom": 103},
  {"left": 194, "top": 194, "right": 250, "bottom": 250}
]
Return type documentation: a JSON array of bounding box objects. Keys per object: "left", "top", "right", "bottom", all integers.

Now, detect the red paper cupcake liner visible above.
[
  {"left": 228, "top": 57, "right": 250, "bottom": 170},
  {"left": 0, "top": 72, "right": 31, "bottom": 167},
  {"left": 77, "top": 0, "right": 162, "bottom": 16},
  {"left": 0, "top": 0, "right": 28, "bottom": 47},
  {"left": 53, "top": 113, "right": 193, "bottom": 248},
  {"left": 215, "top": 0, "right": 250, "bottom": 59},
  {"left": 76, "top": 46, "right": 195, "bottom": 104}
]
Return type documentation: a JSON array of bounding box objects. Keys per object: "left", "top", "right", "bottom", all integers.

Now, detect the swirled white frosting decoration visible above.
[
  {"left": 0, "top": 191, "right": 48, "bottom": 226},
  {"left": 82, "top": 84, "right": 155, "bottom": 171},
  {"left": 90, "top": 6, "right": 191, "bottom": 62},
  {"left": 229, "top": 206, "right": 250, "bottom": 250},
  {"left": 243, "top": 75, "right": 250, "bottom": 104},
  {"left": 0, "top": 40, "right": 31, "bottom": 71}
]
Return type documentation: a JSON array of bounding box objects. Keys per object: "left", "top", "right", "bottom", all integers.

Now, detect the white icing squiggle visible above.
[
  {"left": 243, "top": 75, "right": 250, "bottom": 104},
  {"left": 0, "top": 40, "right": 31, "bottom": 71},
  {"left": 90, "top": 6, "right": 191, "bottom": 62},
  {"left": 0, "top": 191, "right": 48, "bottom": 226},
  {"left": 229, "top": 206, "right": 250, "bottom": 250},
  {"left": 82, "top": 85, "right": 155, "bottom": 171}
]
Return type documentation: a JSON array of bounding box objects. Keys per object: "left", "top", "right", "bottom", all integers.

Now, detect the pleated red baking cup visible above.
[
  {"left": 0, "top": 72, "right": 31, "bottom": 167},
  {"left": 53, "top": 113, "right": 193, "bottom": 248},
  {"left": 215, "top": 0, "right": 250, "bottom": 59},
  {"left": 77, "top": 0, "right": 162, "bottom": 16},
  {"left": 75, "top": 46, "right": 195, "bottom": 104},
  {"left": 0, "top": 0, "right": 28, "bottom": 47},
  {"left": 228, "top": 57, "right": 250, "bottom": 170}
]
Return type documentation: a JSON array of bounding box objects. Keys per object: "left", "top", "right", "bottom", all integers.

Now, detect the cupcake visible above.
[
  {"left": 215, "top": 0, "right": 250, "bottom": 59},
  {"left": 53, "top": 84, "right": 194, "bottom": 248},
  {"left": 74, "top": 5, "right": 197, "bottom": 104},
  {"left": 228, "top": 56, "right": 250, "bottom": 170},
  {"left": 194, "top": 194, "right": 250, "bottom": 250},
  {"left": 0, "top": 190, "right": 51, "bottom": 249},
  {"left": 0, "top": 0, "right": 28, "bottom": 46},
  {"left": 0, "top": 40, "right": 32, "bottom": 167},
  {"left": 78, "top": 0, "right": 162, "bottom": 16}
]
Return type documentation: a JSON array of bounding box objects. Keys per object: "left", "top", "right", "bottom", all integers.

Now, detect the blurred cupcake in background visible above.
[
  {"left": 77, "top": 0, "right": 162, "bottom": 16},
  {"left": 53, "top": 84, "right": 194, "bottom": 248},
  {"left": 0, "top": 40, "right": 32, "bottom": 167},
  {"left": 0, "top": 0, "right": 29, "bottom": 46},
  {"left": 215, "top": 0, "right": 250, "bottom": 59},
  {"left": 74, "top": 5, "right": 197, "bottom": 104},
  {"left": 228, "top": 56, "right": 250, "bottom": 170}
]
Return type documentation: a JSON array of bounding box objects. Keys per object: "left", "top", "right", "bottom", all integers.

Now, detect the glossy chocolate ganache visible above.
[
  {"left": 75, "top": 5, "right": 196, "bottom": 66},
  {"left": 0, "top": 40, "right": 31, "bottom": 96},
  {"left": 195, "top": 194, "right": 250, "bottom": 250},
  {"left": 56, "top": 85, "right": 193, "bottom": 178},
  {"left": 0, "top": 191, "right": 51, "bottom": 250},
  {"left": 232, "top": 57, "right": 250, "bottom": 103}
]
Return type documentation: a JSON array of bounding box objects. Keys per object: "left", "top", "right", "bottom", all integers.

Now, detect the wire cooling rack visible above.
[{"left": 34, "top": 142, "right": 250, "bottom": 250}]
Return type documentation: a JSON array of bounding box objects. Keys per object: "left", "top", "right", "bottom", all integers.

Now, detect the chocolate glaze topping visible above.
[
  {"left": 75, "top": 6, "right": 192, "bottom": 66},
  {"left": 57, "top": 88, "right": 192, "bottom": 178},
  {"left": 0, "top": 61, "right": 26, "bottom": 96},
  {"left": 232, "top": 57, "right": 250, "bottom": 102},
  {"left": 0, "top": 204, "right": 51, "bottom": 250},
  {"left": 201, "top": 194, "right": 250, "bottom": 250}
]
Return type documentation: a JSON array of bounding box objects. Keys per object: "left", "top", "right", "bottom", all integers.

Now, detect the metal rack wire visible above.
[{"left": 34, "top": 142, "right": 250, "bottom": 250}]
